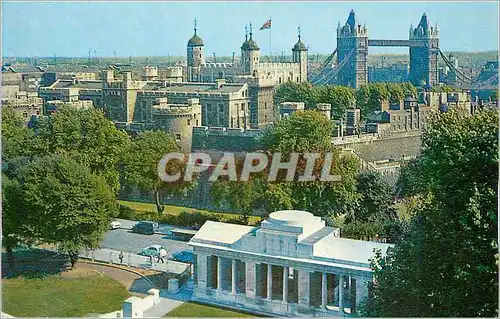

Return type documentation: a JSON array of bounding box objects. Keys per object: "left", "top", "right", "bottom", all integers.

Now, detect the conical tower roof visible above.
[
  {"left": 187, "top": 19, "right": 204, "bottom": 47},
  {"left": 292, "top": 27, "right": 307, "bottom": 51}
]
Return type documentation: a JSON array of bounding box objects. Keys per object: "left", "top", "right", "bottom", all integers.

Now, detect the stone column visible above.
[
  {"left": 338, "top": 275, "right": 344, "bottom": 313},
  {"left": 321, "top": 272, "right": 327, "bottom": 309},
  {"left": 231, "top": 259, "right": 237, "bottom": 295},
  {"left": 267, "top": 264, "right": 273, "bottom": 300},
  {"left": 217, "top": 256, "right": 222, "bottom": 290},
  {"left": 245, "top": 261, "right": 256, "bottom": 298},
  {"left": 283, "top": 266, "right": 289, "bottom": 303},
  {"left": 196, "top": 253, "right": 207, "bottom": 289},
  {"left": 298, "top": 270, "right": 310, "bottom": 306}
]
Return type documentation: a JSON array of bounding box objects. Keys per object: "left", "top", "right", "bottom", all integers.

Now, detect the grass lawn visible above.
[
  {"left": 165, "top": 302, "right": 256, "bottom": 317},
  {"left": 2, "top": 272, "right": 130, "bottom": 317},
  {"left": 118, "top": 200, "right": 261, "bottom": 225}
]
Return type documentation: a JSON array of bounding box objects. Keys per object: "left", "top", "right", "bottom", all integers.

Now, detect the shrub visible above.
[{"left": 117, "top": 205, "right": 136, "bottom": 220}]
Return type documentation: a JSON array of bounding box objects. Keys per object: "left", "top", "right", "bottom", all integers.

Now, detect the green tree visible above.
[
  {"left": 431, "top": 84, "right": 455, "bottom": 93},
  {"left": 317, "top": 85, "right": 356, "bottom": 119},
  {"left": 356, "top": 83, "right": 390, "bottom": 117},
  {"left": 122, "top": 130, "right": 194, "bottom": 216},
  {"left": 32, "top": 105, "right": 130, "bottom": 193},
  {"left": 274, "top": 82, "right": 319, "bottom": 109},
  {"left": 348, "top": 171, "right": 398, "bottom": 223},
  {"left": 4, "top": 155, "right": 117, "bottom": 268},
  {"left": 364, "top": 108, "right": 498, "bottom": 317},
  {"left": 1, "top": 107, "right": 34, "bottom": 161},
  {"left": 211, "top": 110, "right": 360, "bottom": 219}
]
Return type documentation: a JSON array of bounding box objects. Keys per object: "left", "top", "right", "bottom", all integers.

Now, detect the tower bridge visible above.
[{"left": 312, "top": 10, "right": 451, "bottom": 89}]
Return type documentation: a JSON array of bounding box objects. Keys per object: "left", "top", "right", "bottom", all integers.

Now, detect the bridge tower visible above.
[
  {"left": 336, "top": 10, "right": 368, "bottom": 89},
  {"left": 409, "top": 13, "right": 439, "bottom": 87}
]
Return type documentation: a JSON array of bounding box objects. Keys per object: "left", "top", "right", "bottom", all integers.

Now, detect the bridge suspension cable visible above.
[
  {"left": 439, "top": 49, "right": 473, "bottom": 84},
  {"left": 310, "top": 49, "right": 337, "bottom": 84},
  {"left": 313, "top": 48, "right": 355, "bottom": 85}
]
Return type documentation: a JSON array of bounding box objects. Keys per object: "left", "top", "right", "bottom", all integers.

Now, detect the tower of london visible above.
[{"left": 186, "top": 22, "right": 308, "bottom": 85}]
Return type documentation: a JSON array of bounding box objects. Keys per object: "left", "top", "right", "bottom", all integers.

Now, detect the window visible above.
[
  {"left": 264, "top": 102, "right": 267, "bottom": 109},
  {"left": 187, "top": 119, "right": 191, "bottom": 126},
  {"left": 296, "top": 77, "right": 299, "bottom": 83},
  {"left": 288, "top": 77, "right": 291, "bottom": 82},
  {"left": 23, "top": 112, "right": 28, "bottom": 118},
  {"left": 279, "top": 77, "right": 282, "bottom": 83},
  {"left": 196, "top": 119, "right": 199, "bottom": 126},
  {"left": 36, "top": 110, "right": 40, "bottom": 115},
  {"left": 241, "top": 103, "right": 245, "bottom": 111},
  {"left": 218, "top": 104, "right": 223, "bottom": 112},
  {"left": 175, "top": 133, "right": 181, "bottom": 141}
]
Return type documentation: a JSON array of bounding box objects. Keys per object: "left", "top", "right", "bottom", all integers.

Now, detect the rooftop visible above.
[
  {"left": 190, "top": 210, "right": 393, "bottom": 269},
  {"left": 142, "top": 82, "right": 246, "bottom": 94},
  {"left": 47, "top": 80, "right": 102, "bottom": 90},
  {"left": 192, "top": 221, "right": 254, "bottom": 245}
]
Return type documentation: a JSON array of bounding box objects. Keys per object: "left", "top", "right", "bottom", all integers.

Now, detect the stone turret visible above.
[
  {"left": 187, "top": 19, "right": 205, "bottom": 82},
  {"left": 241, "top": 22, "right": 260, "bottom": 75},
  {"left": 292, "top": 26, "right": 308, "bottom": 82},
  {"left": 336, "top": 10, "right": 368, "bottom": 89},
  {"left": 409, "top": 13, "right": 439, "bottom": 87}
]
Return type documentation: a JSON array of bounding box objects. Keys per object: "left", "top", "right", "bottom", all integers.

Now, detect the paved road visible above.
[
  {"left": 81, "top": 247, "right": 189, "bottom": 274},
  {"left": 101, "top": 229, "right": 191, "bottom": 259}
]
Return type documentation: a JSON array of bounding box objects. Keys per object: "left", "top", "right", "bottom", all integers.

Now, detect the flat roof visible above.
[
  {"left": 191, "top": 221, "right": 254, "bottom": 245},
  {"left": 313, "top": 237, "right": 392, "bottom": 264}
]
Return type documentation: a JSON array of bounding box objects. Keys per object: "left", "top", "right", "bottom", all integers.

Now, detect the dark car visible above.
[
  {"left": 132, "top": 221, "right": 159, "bottom": 235},
  {"left": 172, "top": 250, "right": 194, "bottom": 263}
]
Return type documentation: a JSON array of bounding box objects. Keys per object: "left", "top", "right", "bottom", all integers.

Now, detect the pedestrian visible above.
[
  {"left": 119, "top": 251, "right": 124, "bottom": 264},
  {"left": 149, "top": 254, "right": 154, "bottom": 267},
  {"left": 159, "top": 248, "right": 167, "bottom": 263}
]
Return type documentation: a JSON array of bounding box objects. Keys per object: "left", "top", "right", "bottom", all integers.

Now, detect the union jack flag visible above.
[{"left": 260, "top": 19, "right": 272, "bottom": 30}]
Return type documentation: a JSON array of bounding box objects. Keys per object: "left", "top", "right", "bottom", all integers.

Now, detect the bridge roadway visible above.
[{"left": 368, "top": 39, "right": 427, "bottom": 47}]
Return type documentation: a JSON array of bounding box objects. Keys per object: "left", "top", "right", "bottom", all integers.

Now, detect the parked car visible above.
[
  {"left": 109, "top": 221, "right": 121, "bottom": 230},
  {"left": 140, "top": 244, "right": 164, "bottom": 257},
  {"left": 172, "top": 250, "right": 194, "bottom": 263},
  {"left": 132, "top": 221, "right": 159, "bottom": 235}
]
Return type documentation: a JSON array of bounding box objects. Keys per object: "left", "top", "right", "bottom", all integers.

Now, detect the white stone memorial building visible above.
[{"left": 189, "top": 210, "right": 393, "bottom": 317}]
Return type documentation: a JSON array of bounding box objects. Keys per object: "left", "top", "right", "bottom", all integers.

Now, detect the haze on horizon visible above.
[{"left": 2, "top": 1, "right": 499, "bottom": 58}]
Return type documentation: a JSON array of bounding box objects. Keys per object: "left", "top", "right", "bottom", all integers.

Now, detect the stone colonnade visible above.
[{"left": 195, "top": 253, "right": 370, "bottom": 315}]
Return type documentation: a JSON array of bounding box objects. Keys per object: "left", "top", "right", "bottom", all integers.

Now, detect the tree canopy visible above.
[
  {"left": 3, "top": 154, "right": 117, "bottom": 267},
  {"left": 274, "top": 82, "right": 417, "bottom": 119},
  {"left": 122, "top": 130, "right": 195, "bottom": 215},
  {"left": 364, "top": 108, "right": 498, "bottom": 317},
  {"left": 30, "top": 105, "right": 130, "bottom": 193},
  {"left": 211, "top": 110, "right": 360, "bottom": 219}
]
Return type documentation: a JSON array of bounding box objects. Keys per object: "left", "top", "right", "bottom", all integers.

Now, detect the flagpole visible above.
[{"left": 269, "top": 17, "right": 272, "bottom": 62}]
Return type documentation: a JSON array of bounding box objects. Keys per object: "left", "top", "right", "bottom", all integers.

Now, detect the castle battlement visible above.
[
  {"left": 202, "top": 62, "right": 237, "bottom": 69},
  {"left": 193, "top": 126, "right": 263, "bottom": 137},
  {"left": 259, "top": 62, "right": 300, "bottom": 69}
]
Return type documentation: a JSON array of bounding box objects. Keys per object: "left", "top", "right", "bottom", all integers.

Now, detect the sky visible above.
[{"left": 2, "top": 1, "right": 499, "bottom": 57}]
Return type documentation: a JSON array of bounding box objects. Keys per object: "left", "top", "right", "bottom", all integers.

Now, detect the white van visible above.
[{"left": 109, "top": 221, "right": 121, "bottom": 230}]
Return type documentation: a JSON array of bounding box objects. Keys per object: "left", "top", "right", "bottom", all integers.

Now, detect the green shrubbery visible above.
[{"left": 120, "top": 207, "right": 252, "bottom": 229}]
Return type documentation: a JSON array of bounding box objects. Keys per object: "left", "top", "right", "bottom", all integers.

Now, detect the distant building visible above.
[
  {"left": 1, "top": 91, "right": 43, "bottom": 122},
  {"left": 346, "top": 108, "right": 361, "bottom": 135},
  {"left": 1, "top": 65, "right": 44, "bottom": 92},
  {"left": 316, "top": 103, "right": 332, "bottom": 120},
  {"left": 116, "top": 97, "right": 201, "bottom": 152},
  {"left": 368, "top": 61, "right": 409, "bottom": 83},
  {"left": 364, "top": 91, "right": 471, "bottom": 135},
  {"left": 186, "top": 23, "right": 308, "bottom": 86},
  {"left": 279, "top": 102, "right": 305, "bottom": 119},
  {"left": 45, "top": 99, "right": 93, "bottom": 114}
]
